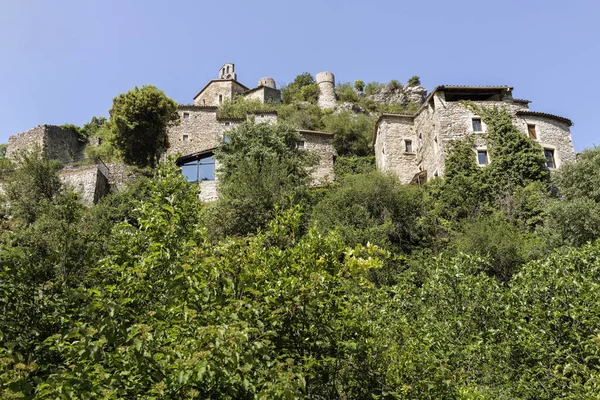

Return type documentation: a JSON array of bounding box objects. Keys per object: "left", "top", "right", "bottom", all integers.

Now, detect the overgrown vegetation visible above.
[{"left": 2, "top": 80, "right": 599, "bottom": 399}]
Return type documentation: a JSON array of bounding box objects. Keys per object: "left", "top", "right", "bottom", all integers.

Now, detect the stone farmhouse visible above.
[
  {"left": 3, "top": 63, "right": 576, "bottom": 205},
  {"left": 374, "top": 85, "right": 576, "bottom": 184}
]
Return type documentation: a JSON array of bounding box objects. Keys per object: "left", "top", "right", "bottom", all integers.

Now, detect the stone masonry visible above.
[
  {"left": 7, "top": 125, "right": 84, "bottom": 163},
  {"left": 374, "top": 86, "right": 576, "bottom": 183}
]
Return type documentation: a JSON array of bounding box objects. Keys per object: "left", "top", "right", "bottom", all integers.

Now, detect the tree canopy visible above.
[{"left": 109, "top": 85, "right": 179, "bottom": 168}]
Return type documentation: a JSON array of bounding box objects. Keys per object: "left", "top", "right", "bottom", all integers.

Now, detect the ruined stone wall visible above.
[
  {"left": 7, "top": 125, "right": 84, "bottom": 163},
  {"left": 242, "top": 87, "right": 281, "bottom": 104},
  {"left": 194, "top": 81, "right": 247, "bottom": 107},
  {"left": 167, "top": 107, "right": 225, "bottom": 157},
  {"left": 374, "top": 116, "right": 419, "bottom": 183},
  {"left": 59, "top": 165, "right": 109, "bottom": 205},
  {"left": 105, "top": 162, "right": 139, "bottom": 192},
  {"left": 301, "top": 132, "right": 335, "bottom": 186},
  {"left": 6, "top": 126, "right": 46, "bottom": 159},
  {"left": 514, "top": 115, "right": 576, "bottom": 167}
]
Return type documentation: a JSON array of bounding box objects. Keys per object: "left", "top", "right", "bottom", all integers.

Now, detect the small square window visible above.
[
  {"left": 477, "top": 150, "right": 488, "bottom": 165},
  {"left": 472, "top": 118, "right": 483, "bottom": 132},
  {"left": 223, "top": 134, "right": 231, "bottom": 143},
  {"left": 183, "top": 135, "right": 189, "bottom": 142},
  {"left": 528, "top": 124, "right": 537, "bottom": 140},
  {"left": 183, "top": 112, "right": 190, "bottom": 119},
  {"left": 544, "top": 149, "right": 556, "bottom": 168},
  {"left": 297, "top": 140, "right": 305, "bottom": 149},
  {"left": 405, "top": 139, "right": 413, "bottom": 153},
  {"left": 224, "top": 122, "right": 231, "bottom": 126}
]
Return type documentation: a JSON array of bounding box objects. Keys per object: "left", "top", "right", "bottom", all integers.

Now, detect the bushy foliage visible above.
[
  {"left": 311, "top": 171, "right": 423, "bottom": 252},
  {"left": 335, "top": 82, "right": 359, "bottom": 103},
  {"left": 277, "top": 103, "right": 326, "bottom": 131},
  {"left": 207, "top": 121, "right": 314, "bottom": 237},
  {"left": 282, "top": 73, "right": 319, "bottom": 104},
  {"left": 322, "top": 111, "right": 376, "bottom": 157},
  {"left": 109, "top": 85, "right": 179, "bottom": 168},
  {"left": 364, "top": 81, "right": 384, "bottom": 95},
  {"left": 218, "top": 96, "right": 278, "bottom": 119},
  {"left": 353, "top": 80, "right": 365, "bottom": 92},
  {"left": 407, "top": 76, "right": 421, "bottom": 87},
  {"left": 333, "top": 156, "right": 376, "bottom": 179}
]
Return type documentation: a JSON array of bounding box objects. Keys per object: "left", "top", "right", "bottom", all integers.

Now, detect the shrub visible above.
[
  {"left": 407, "top": 76, "right": 421, "bottom": 87},
  {"left": 353, "top": 80, "right": 365, "bottom": 92}
]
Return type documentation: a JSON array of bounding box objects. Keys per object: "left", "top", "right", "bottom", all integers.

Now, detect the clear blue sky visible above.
[{"left": 1, "top": 0, "right": 597, "bottom": 151}]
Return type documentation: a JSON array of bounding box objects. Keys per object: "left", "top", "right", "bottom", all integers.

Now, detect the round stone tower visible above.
[
  {"left": 258, "top": 77, "right": 276, "bottom": 89},
  {"left": 316, "top": 71, "right": 336, "bottom": 109}
]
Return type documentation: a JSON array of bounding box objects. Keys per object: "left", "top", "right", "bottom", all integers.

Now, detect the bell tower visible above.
[{"left": 219, "top": 63, "right": 237, "bottom": 80}]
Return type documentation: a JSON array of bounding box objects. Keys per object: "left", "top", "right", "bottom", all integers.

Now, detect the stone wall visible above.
[
  {"left": 374, "top": 116, "right": 419, "bottom": 183},
  {"left": 199, "top": 180, "right": 218, "bottom": 202},
  {"left": 7, "top": 125, "right": 84, "bottom": 163},
  {"left": 59, "top": 165, "right": 109, "bottom": 205},
  {"left": 299, "top": 131, "right": 336, "bottom": 186},
  {"left": 193, "top": 80, "right": 247, "bottom": 107},
  {"left": 249, "top": 112, "right": 278, "bottom": 125},
  {"left": 105, "top": 162, "right": 139, "bottom": 192},
  {"left": 167, "top": 107, "right": 227, "bottom": 157},
  {"left": 514, "top": 114, "right": 576, "bottom": 167},
  {"left": 242, "top": 86, "right": 281, "bottom": 104}
]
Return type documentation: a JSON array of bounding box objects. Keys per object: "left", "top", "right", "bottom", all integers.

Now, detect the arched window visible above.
[{"left": 180, "top": 153, "right": 215, "bottom": 183}]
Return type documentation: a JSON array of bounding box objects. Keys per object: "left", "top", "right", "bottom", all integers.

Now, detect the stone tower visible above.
[
  {"left": 316, "top": 71, "right": 336, "bottom": 109},
  {"left": 219, "top": 63, "right": 237, "bottom": 80},
  {"left": 257, "top": 77, "right": 276, "bottom": 89}
]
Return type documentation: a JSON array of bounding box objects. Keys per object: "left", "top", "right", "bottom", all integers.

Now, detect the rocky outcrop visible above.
[{"left": 367, "top": 84, "right": 427, "bottom": 108}]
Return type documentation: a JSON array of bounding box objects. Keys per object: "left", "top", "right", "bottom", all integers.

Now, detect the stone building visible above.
[
  {"left": 7, "top": 125, "right": 85, "bottom": 163},
  {"left": 373, "top": 85, "right": 576, "bottom": 183}
]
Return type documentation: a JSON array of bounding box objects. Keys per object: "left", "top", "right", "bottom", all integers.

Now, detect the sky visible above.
[{"left": 0, "top": 0, "right": 598, "bottom": 151}]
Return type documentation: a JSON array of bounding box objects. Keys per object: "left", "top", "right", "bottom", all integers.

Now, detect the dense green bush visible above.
[{"left": 322, "top": 111, "right": 376, "bottom": 157}]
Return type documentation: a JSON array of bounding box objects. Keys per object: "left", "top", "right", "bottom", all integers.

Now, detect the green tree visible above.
[
  {"left": 311, "top": 171, "right": 423, "bottom": 252},
  {"left": 354, "top": 80, "right": 365, "bottom": 92},
  {"left": 322, "top": 111, "right": 376, "bottom": 157},
  {"left": 109, "top": 85, "right": 179, "bottom": 168},
  {"left": 281, "top": 72, "right": 319, "bottom": 104},
  {"left": 207, "top": 121, "right": 314, "bottom": 237},
  {"left": 407, "top": 76, "right": 421, "bottom": 87}
]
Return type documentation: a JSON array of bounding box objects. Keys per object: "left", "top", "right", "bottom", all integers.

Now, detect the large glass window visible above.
[
  {"left": 181, "top": 154, "right": 215, "bottom": 183},
  {"left": 477, "top": 150, "right": 489, "bottom": 165}
]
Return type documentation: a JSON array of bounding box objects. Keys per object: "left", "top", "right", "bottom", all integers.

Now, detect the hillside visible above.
[{"left": 0, "top": 74, "right": 599, "bottom": 398}]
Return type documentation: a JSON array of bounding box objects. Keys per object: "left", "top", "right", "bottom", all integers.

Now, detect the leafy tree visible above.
[
  {"left": 1, "top": 149, "right": 63, "bottom": 224},
  {"left": 322, "top": 111, "right": 376, "bottom": 156},
  {"left": 333, "top": 155, "right": 376, "bottom": 179},
  {"left": 335, "top": 82, "right": 359, "bottom": 103},
  {"left": 353, "top": 80, "right": 365, "bottom": 92},
  {"left": 407, "top": 76, "right": 421, "bottom": 87},
  {"left": 281, "top": 72, "right": 319, "bottom": 104},
  {"left": 109, "top": 85, "right": 179, "bottom": 168},
  {"left": 364, "top": 81, "right": 384, "bottom": 95},
  {"left": 311, "top": 171, "right": 423, "bottom": 252},
  {"left": 207, "top": 121, "right": 314, "bottom": 237}
]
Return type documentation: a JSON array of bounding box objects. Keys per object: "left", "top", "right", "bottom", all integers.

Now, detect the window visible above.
[
  {"left": 181, "top": 154, "right": 215, "bottom": 183},
  {"left": 183, "top": 112, "right": 190, "bottom": 119},
  {"left": 182, "top": 135, "right": 189, "bottom": 142},
  {"left": 218, "top": 94, "right": 223, "bottom": 104},
  {"left": 528, "top": 124, "right": 537, "bottom": 140},
  {"left": 477, "top": 150, "right": 488, "bottom": 165},
  {"left": 418, "top": 133, "right": 422, "bottom": 150},
  {"left": 297, "top": 140, "right": 305, "bottom": 149},
  {"left": 224, "top": 121, "right": 231, "bottom": 126},
  {"left": 544, "top": 149, "right": 556, "bottom": 168},
  {"left": 223, "top": 133, "right": 231, "bottom": 143},
  {"left": 405, "top": 139, "right": 413, "bottom": 153},
  {"left": 472, "top": 118, "right": 483, "bottom": 132}
]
